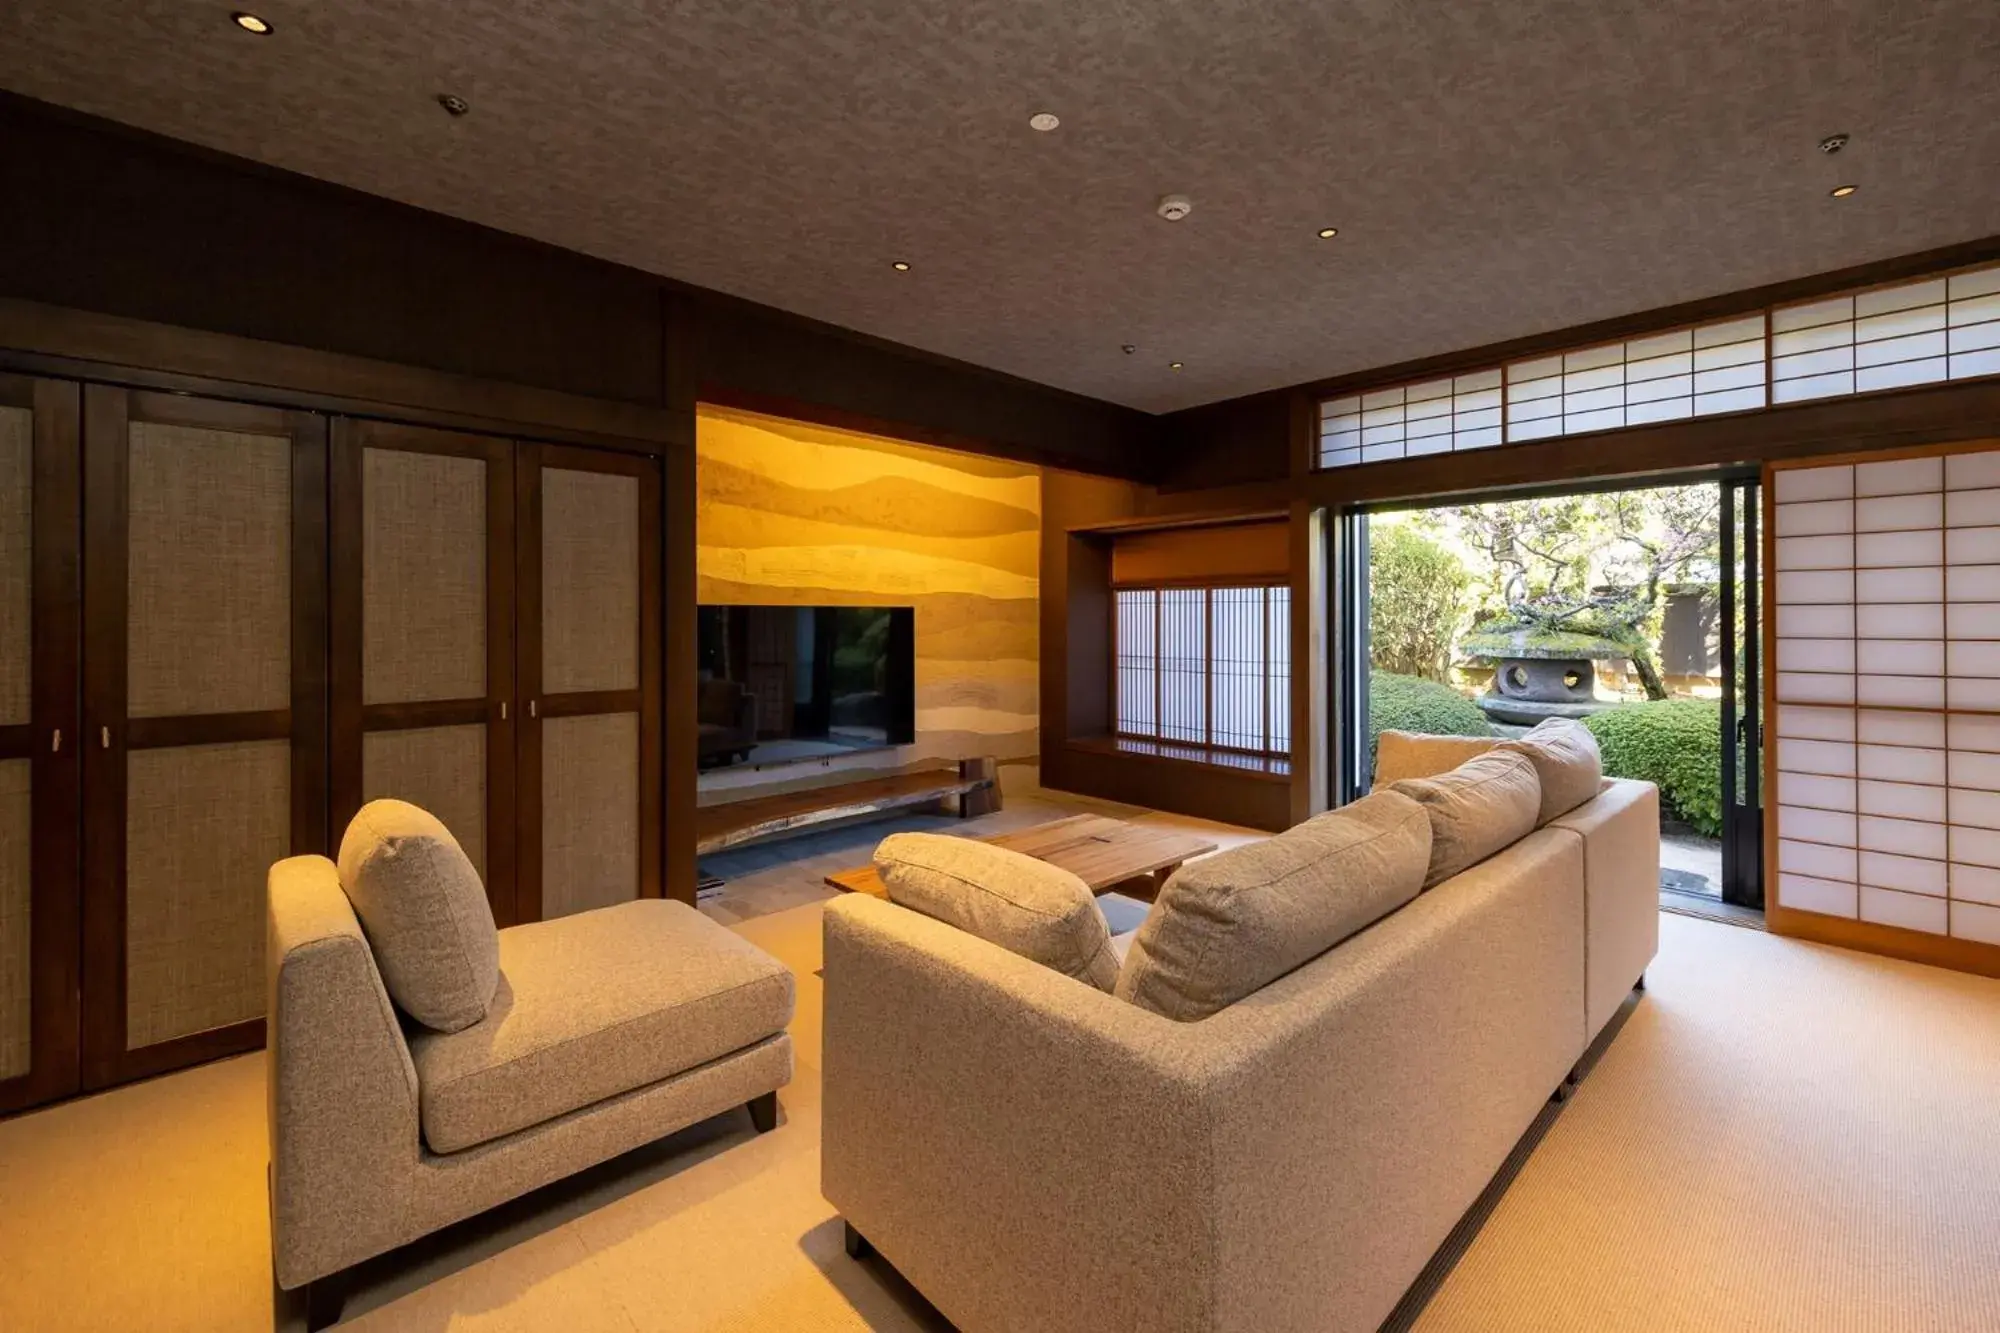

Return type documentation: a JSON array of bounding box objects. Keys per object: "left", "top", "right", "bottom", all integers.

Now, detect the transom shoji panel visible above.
[{"left": 1773, "top": 444, "right": 2000, "bottom": 947}]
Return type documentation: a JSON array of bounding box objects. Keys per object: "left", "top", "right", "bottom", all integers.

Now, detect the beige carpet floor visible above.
[{"left": 3, "top": 904, "right": 2000, "bottom": 1330}]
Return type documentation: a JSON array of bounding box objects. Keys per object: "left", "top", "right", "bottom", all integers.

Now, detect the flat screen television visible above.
[{"left": 695, "top": 605, "right": 916, "bottom": 771}]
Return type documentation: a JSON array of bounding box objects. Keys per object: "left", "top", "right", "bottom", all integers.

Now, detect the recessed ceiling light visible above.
[
  {"left": 1317, "top": 227, "right": 1339, "bottom": 239},
  {"left": 1830, "top": 184, "right": 1857, "bottom": 198},
  {"left": 1168, "top": 361, "right": 1184, "bottom": 371},
  {"left": 437, "top": 93, "right": 471, "bottom": 117},
  {"left": 231, "top": 11, "right": 271, "bottom": 34},
  {"left": 1029, "top": 112, "right": 1060, "bottom": 133},
  {"left": 1121, "top": 344, "right": 1136, "bottom": 355},
  {"left": 891, "top": 261, "right": 911, "bottom": 272},
  {"left": 1818, "top": 133, "right": 1850, "bottom": 155}
]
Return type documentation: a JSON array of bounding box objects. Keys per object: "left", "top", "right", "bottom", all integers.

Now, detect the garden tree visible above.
[
  {"left": 1367, "top": 523, "right": 1471, "bottom": 682},
  {"left": 1417, "top": 484, "right": 1721, "bottom": 701}
]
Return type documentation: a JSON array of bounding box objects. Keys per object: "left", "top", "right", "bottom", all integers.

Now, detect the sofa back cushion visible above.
[
  {"left": 337, "top": 799, "right": 499, "bottom": 1033},
  {"left": 1372, "top": 730, "right": 1498, "bottom": 788},
  {"left": 1495, "top": 717, "right": 1604, "bottom": 825},
  {"left": 1114, "top": 790, "right": 1432, "bottom": 1022},
  {"left": 874, "top": 833, "right": 1119, "bottom": 991},
  {"left": 1390, "top": 749, "right": 1541, "bottom": 888}
]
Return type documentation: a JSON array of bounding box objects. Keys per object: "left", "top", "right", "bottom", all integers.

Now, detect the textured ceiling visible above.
[{"left": 1, "top": 1, "right": 1996, "bottom": 413}]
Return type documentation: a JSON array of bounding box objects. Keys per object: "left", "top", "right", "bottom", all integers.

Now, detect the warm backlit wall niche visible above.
[{"left": 1772, "top": 444, "right": 2000, "bottom": 957}]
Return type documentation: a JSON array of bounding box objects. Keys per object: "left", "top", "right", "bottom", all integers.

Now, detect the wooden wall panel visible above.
[
  {"left": 695, "top": 405, "right": 1040, "bottom": 788},
  {"left": 1109, "top": 520, "right": 1289, "bottom": 586}
]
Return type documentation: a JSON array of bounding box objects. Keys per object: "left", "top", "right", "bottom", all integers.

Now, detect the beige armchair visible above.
[{"left": 267, "top": 846, "right": 794, "bottom": 1328}]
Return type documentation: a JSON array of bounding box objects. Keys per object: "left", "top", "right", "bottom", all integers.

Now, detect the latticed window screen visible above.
[
  {"left": 1114, "top": 585, "right": 1290, "bottom": 756},
  {"left": 1317, "top": 260, "right": 2000, "bottom": 470}
]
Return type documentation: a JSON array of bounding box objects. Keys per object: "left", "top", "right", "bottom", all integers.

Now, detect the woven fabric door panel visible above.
[{"left": 81, "top": 388, "right": 325, "bottom": 1089}]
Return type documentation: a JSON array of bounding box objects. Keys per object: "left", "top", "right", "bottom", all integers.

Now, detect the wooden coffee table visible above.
[{"left": 824, "top": 814, "right": 1219, "bottom": 903}]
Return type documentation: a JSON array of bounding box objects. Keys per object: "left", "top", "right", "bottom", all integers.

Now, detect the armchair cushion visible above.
[
  {"left": 873, "top": 833, "right": 1119, "bottom": 991},
  {"left": 409, "top": 899, "right": 794, "bottom": 1153},
  {"left": 337, "top": 799, "right": 498, "bottom": 1033}
]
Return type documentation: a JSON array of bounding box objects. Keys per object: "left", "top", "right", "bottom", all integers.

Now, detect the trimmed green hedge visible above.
[
  {"left": 1583, "top": 699, "right": 1722, "bottom": 836},
  {"left": 1368, "top": 670, "right": 1492, "bottom": 765}
]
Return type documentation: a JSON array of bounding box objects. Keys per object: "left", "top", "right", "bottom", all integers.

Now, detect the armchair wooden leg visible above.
[
  {"left": 843, "top": 1220, "right": 874, "bottom": 1260},
  {"left": 303, "top": 1273, "right": 344, "bottom": 1331},
  {"left": 747, "top": 1091, "right": 778, "bottom": 1133}
]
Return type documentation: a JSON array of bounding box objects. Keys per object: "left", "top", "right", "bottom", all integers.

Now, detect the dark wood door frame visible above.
[
  {"left": 329, "top": 419, "right": 520, "bottom": 925},
  {"left": 79, "top": 387, "right": 327, "bottom": 1090},
  {"left": 513, "top": 443, "right": 665, "bottom": 920},
  {"left": 0, "top": 374, "right": 82, "bottom": 1116}
]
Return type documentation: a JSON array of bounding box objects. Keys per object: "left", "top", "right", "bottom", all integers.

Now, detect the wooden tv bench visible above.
[{"left": 693, "top": 758, "right": 999, "bottom": 857}]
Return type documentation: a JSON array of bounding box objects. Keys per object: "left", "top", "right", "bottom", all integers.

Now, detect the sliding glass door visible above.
[{"left": 1720, "top": 478, "right": 1764, "bottom": 908}]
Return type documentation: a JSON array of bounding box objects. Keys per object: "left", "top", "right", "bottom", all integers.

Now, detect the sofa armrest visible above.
[
  {"left": 1548, "top": 777, "right": 1660, "bottom": 1038},
  {"left": 266, "top": 855, "right": 420, "bottom": 1289},
  {"left": 821, "top": 894, "right": 1218, "bottom": 1332}
]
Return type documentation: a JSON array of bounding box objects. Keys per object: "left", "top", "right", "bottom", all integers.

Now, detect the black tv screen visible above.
[{"left": 695, "top": 605, "right": 916, "bottom": 770}]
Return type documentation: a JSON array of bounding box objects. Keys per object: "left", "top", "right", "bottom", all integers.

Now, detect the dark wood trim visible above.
[
  {"left": 1064, "top": 736, "right": 1292, "bottom": 782},
  {"left": 327, "top": 420, "right": 364, "bottom": 840},
  {"left": 289, "top": 414, "right": 330, "bottom": 856},
  {"left": 0, "top": 375, "right": 82, "bottom": 1116},
  {"left": 96, "top": 1017, "right": 267, "bottom": 1087},
  {"left": 78, "top": 381, "right": 130, "bottom": 1090},
  {"left": 1291, "top": 235, "right": 2000, "bottom": 405},
  {"left": 1300, "top": 377, "right": 2000, "bottom": 508},
  {"left": 637, "top": 457, "right": 664, "bottom": 903},
  {"left": 662, "top": 438, "right": 697, "bottom": 904},
  {"left": 0, "top": 298, "right": 681, "bottom": 452},
  {"left": 0, "top": 724, "right": 28, "bottom": 759},
  {"left": 126, "top": 709, "right": 293, "bottom": 749},
  {"left": 359, "top": 699, "right": 493, "bottom": 731},
  {"left": 514, "top": 442, "right": 545, "bottom": 924},
  {"left": 535, "top": 690, "right": 645, "bottom": 719}
]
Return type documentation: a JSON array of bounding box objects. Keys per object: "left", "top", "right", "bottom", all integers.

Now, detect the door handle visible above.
[
  {"left": 50, "top": 728, "right": 60, "bottom": 753},
  {"left": 101, "top": 726, "right": 111, "bottom": 749}
]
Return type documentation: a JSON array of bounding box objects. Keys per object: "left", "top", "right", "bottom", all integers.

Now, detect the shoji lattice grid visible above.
[
  {"left": 1112, "top": 585, "right": 1290, "bottom": 757},
  {"left": 1773, "top": 267, "right": 2000, "bottom": 403},
  {"left": 1772, "top": 446, "right": 2000, "bottom": 945},
  {"left": 1317, "top": 260, "right": 2000, "bottom": 471}
]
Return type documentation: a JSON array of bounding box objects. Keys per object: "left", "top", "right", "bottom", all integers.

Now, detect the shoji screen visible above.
[
  {"left": 1772, "top": 444, "right": 2000, "bottom": 961},
  {"left": 81, "top": 389, "right": 326, "bottom": 1087}
]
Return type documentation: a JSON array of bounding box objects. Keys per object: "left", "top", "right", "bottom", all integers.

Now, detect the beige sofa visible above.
[
  {"left": 821, "top": 754, "right": 1658, "bottom": 1332},
  {"left": 268, "top": 830, "right": 794, "bottom": 1328}
]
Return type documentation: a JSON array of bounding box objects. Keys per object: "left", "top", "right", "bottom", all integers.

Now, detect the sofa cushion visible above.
[
  {"left": 409, "top": 899, "right": 794, "bottom": 1153},
  {"left": 1372, "top": 730, "right": 1498, "bottom": 788},
  {"left": 1391, "top": 749, "right": 1541, "bottom": 888},
  {"left": 1496, "top": 717, "right": 1604, "bottom": 825},
  {"left": 336, "top": 799, "right": 498, "bottom": 1033},
  {"left": 874, "top": 833, "right": 1119, "bottom": 991},
  {"left": 1113, "top": 790, "right": 1432, "bottom": 1021}
]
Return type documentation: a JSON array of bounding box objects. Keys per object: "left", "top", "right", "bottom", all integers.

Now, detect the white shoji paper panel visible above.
[{"left": 1772, "top": 443, "right": 2000, "bottom": 945}]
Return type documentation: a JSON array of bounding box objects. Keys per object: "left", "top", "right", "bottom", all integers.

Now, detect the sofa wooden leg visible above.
[
  {"left": 1634, "top": 972, "right": 1647, "bottom": 992},
  {"left": 1565, "top": 1064, "right": 1580, "bottom": 1087},
  {"left": 303, "top": 1273, "right": 344, "bottom": 1331},
  {"left": 1550, "top": 1082, "right": 1571, "bottom": 1105},
  {"left": 747, "top": 1091, "right": 778, "bottom": 1134},
  {"left": 843, "top": 1220, "right": 874, "bottom": 1260}
]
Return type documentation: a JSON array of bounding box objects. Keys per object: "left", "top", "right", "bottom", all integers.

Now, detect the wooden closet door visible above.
[
  {"left": 331, "top": 421, "right": 518, "bottom": 923},
  {"left": 0, "top": 374, "right": 81, "bottom": 1115},
  {"left": 516, "top": 444, "right": 661, "bottom": 920},
  {"left": 80, "top": 389, "right": 327, "bottom": 1089}
]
